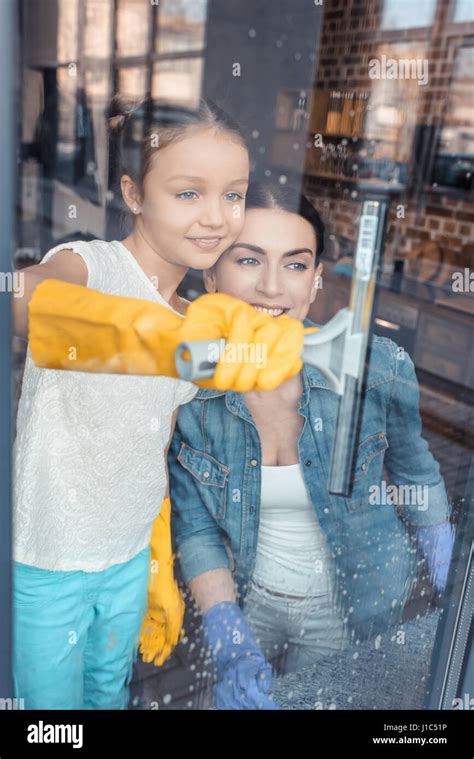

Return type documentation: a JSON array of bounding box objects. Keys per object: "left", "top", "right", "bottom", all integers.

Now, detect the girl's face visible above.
[
  {"left": 126, "top": 128, "right": 249, "bottom": 270},
  {"left": 203, "top": 208, "right": 323, "bottom": 322}
]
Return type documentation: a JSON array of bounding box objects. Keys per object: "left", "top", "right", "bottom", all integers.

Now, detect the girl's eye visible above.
[
  {"left": 237, "top": 257, "right": 259, "bottom": 266},
  {"left": 225, "top": 192, "right": 244, "bottom": 202},
  {"left": 286, "top": 262, "right": 308, "bottom": 271},
  {"left": 176, "top": 191, "right": 198, "bottom": 200}
]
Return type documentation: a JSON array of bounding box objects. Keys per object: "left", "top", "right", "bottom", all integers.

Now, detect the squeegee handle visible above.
[{"left": 328, "top": 199, "right": 388, "bottom": 496}]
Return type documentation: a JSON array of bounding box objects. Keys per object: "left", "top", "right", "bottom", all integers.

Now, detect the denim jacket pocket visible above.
[
  {"left": 344, "top": 431, "right": 389, "bottom": 512},
  {"left": 177, "top": 442, "right": 230, "bottom": 520}
]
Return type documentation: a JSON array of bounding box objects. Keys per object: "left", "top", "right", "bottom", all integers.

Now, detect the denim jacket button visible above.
[
  {"left": 305, "top": 459, "right": 312, "bottom": 467},
  {"left": 361, "top": 463, "right": 367, "bottom": 472},
  {"left": 323, "top": 507, "right": 330, "bottom": 514},
  {"left": 250, "top": 459, "right": 258, "bottom": 466},
  {"left": 203, "top": 470, "right": 210, "bottom": 479},
  {"left": 249, "top": 506, "right": 255, "bottom": 514}
]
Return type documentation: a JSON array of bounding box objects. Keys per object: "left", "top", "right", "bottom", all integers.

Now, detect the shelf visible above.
[{"left": 305, "top": 172, "right": 405, "bottom": 192}]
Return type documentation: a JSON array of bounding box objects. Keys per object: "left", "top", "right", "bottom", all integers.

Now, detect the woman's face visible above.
[
  {"left": 122, "top": 127, "right": 249, "bottom": 270},
  {"left": 203, "top": 208, "right": 323, "bottom": 321}
]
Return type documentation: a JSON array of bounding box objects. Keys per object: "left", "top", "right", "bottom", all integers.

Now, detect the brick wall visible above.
[{"left": 305, "top": 0, "right": 474, "bottom": 266}]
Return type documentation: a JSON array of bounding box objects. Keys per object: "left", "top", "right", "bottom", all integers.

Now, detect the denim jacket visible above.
[{"left": 169, "top": 328, "right": 451, "bottom": 640}]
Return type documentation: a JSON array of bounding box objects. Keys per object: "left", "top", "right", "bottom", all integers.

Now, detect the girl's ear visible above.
[
  {"left": 120, "top": 175, "right": 142, "bottom": 214},
  {"left": 203, "top": 266, "right": 218, "bottom": 293},
  {"left": 310, "top": 262, "right": 323, "bottom": 304}
]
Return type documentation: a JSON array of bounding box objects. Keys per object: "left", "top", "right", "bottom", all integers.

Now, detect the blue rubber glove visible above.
[
  {"left": 415, "top": 521, "right": 455, "bottom": 593},
  {"left": 202, "top": 601, "right": 279, "bottom": 710}
]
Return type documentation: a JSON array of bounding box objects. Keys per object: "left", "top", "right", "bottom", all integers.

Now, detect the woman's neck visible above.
[
  {"left": 122, "top": 226, "right": 188, "bottom": 308},
  {"left": 245, "top": 371, "right": 303, "bottom": 406}
]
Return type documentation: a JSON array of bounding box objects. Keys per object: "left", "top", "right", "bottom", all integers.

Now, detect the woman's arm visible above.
[
  {"left": 384, "top": 346, "right": 451, "bottom": 527},
  {"left": 189, "top": 568, "right": 236, "bottom": 614},
  {"left": 13, "top": 250, "right": 88, "bottom": 338}
]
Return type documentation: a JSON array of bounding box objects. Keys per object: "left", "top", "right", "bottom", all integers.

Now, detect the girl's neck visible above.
[{"left": 122, "top": 227, "right": 188, "bottom": 308}]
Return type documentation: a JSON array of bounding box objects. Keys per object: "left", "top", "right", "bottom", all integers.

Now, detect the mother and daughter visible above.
[{"left": 12, "top": 96, "right": 453, "bottom": 710}]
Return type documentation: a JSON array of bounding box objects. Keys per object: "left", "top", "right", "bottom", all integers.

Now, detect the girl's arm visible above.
[{"left": 13, "top": 250, "right": 87, "bottom": 338}]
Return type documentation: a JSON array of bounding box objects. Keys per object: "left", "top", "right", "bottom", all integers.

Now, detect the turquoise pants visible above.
[{"left": 13, "top": 545, "right": 150, "bottom": 710}]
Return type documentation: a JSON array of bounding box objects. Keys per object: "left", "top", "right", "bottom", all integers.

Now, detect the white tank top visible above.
[
  {"left": 13, "top": 239, "right": 197, "bottom": 571},
  {"left": 252, "top": 464, "right": 333, "bottom": 596}
]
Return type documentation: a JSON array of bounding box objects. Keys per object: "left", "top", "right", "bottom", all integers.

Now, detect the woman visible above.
[{"left": 168, "top": 179, "right": 454, "bottom": 710}]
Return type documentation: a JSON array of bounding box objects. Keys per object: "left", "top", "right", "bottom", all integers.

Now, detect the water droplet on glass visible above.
[{"left": 248, "top": 28, "right": 256, "bottom": 38}]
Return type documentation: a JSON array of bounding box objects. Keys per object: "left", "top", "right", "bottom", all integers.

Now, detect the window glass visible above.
[
  {"left": 155, "top": 0, "right": 207, "bottom": 54},
  {"left": 152, "top": 58, "right": 203, "bottom": 108},
  {"left": 453, "top": 0, "right": 474, "bottom": 22},
  {"left": 116, "top": 0, "right": 151, "bottom": 57},
  {"left": 83, "top": 0, "right": 112, "bottom": 59},
  {"left": 381, "top": 0, "right": 437, "bottom": 29}
]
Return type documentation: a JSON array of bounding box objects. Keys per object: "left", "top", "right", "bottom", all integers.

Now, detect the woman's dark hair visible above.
[
  {"left": 245, "top": 179, "right": 325, "bottom": 262},
  {"left": 107, "top": 95, "right": 249, "bottom": 230}
]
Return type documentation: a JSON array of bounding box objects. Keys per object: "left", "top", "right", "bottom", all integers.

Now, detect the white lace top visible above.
[{"left": 13, "top": 239, "right": 197, "bottom": 571}]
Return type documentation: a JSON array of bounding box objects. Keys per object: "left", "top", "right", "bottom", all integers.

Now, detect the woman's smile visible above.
[{"left": 252, "top": 304, "right": 290, "bottom": 316}]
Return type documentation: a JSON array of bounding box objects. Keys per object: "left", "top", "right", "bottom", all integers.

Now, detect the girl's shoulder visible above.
[
  {"left": 40, "top": 239, "right": 129, "bottom": 293},
  {"left": 41, "top": 238, "right": 118, "bottom": 265}
]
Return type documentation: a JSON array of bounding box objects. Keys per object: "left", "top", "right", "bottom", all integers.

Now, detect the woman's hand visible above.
[
  {"left": 203, "top": 601, "right": 279, "bottom": 710},
  {"left": 415, "top": 521, "right": 455, "bottom": 594}
]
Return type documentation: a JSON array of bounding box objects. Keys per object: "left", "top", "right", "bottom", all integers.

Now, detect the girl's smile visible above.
[{"left": 186, "top": 236, "right": 225, "bottom": 250}]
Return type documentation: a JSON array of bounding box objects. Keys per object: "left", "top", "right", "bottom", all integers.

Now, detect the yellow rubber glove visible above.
[
  {"left": 167, "top": 292, "right": 306, "bottom": 392},
  {"left": 29, "top": 280, "right": 306, "bottom": 391},
  {"left": 28, "top": 278, "right": 184, "bottom": 376},
  {"left": 139, "top": 496, "right": 185, "bottom": 667}
]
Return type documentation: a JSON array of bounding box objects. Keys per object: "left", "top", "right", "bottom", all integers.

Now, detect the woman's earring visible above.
[{"left": 132, "top": 207, "right": 140, "bottom": 214}]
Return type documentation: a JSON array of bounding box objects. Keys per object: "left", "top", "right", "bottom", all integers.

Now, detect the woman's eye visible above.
[
  {"left": 176, "top": 191, "right": 198, "bottom": 200},
  {"left": 237, "top": 257, "right": 259, "bottom": 266},
  {"left": 225, "top": 192, "right": 244, "bottom": 202},
  {"left": 287, "top": 262, "right": 308, "bottom": 271}
]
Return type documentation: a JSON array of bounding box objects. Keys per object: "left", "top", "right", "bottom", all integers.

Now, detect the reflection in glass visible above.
[
  {"left": 152, "top": 58, "right": 203, "bottom": 108},
  {"left": 57, "top": 0, "right": 79, "bottom": 63},
  {"left": 365, "top": 42, "right": 427, "bottom": 163},
  {"left": 155, "top": 0, "right": 207, "bottom": 55},
  {"left": 454, "top": 0, "right": 474, "bottom": 22},
  {"left": 56, "top": 66, "right": 78, "bottom": 148},
  {"left": 85, "top": 65, "right": 109, "bottom": 103},
  {"left": 84, "top": 0, "right": 112, "bottom": 59},
  {"left": 117, "top": 66, "right": 147, "bottom": 99},
  {"left": 431, "top": 45, "right": 474, "bottom": 193},
  {"left": 381, "top": 0, "right": 436, "bottom": 30},
  {"left": 116, "top": 0, "right": 151, "bottom": 58}
]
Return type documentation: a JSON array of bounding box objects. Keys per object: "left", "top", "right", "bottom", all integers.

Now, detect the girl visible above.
[
  {"left": 12, "top": 98, "right": 304, "bottom": 709},
  {"left": 168, "top": 180, "right": 455, "bottom": 709}
]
